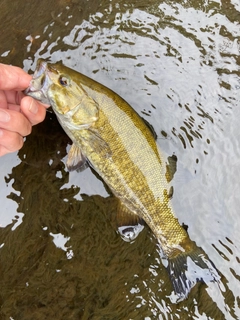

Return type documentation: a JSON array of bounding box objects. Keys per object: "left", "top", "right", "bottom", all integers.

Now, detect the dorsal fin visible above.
[
  {"left": 168, "top": 186, "right": 174, "bottom": 199},
  {"left": 141, "top": 117, "right": 158, "bottom": 140},
  {"left": 165, "top": 154, "right": 177, "bottom": 182}
]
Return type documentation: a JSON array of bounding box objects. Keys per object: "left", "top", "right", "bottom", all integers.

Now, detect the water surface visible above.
[{"left": 0, "top": 0, "right": 239, "bottom": 319}]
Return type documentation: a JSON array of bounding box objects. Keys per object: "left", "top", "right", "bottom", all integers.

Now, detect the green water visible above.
[{"left": 0, "top": 0, "right": 239, "bottom": 319}]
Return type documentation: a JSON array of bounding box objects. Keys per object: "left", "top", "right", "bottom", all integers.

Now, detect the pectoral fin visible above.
[
  {"left": 82, "top": 128, "right": 112, "bottom": 158},
  {"left": 66, "top": 144, "right": 89, "bottom": 172}
]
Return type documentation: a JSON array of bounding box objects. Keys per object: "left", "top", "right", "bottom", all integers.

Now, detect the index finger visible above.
[{"left": 0, "top": 64, "right": 32, "bottom": 91}]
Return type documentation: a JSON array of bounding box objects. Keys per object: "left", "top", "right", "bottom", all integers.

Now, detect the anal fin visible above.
[{"left": 117, "top": 201, "right": 145, "bottom": 242}]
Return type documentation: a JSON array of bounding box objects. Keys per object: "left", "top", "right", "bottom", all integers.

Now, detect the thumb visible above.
[{"left": 21, "top": 96, "right": 50, "bottom": 126}]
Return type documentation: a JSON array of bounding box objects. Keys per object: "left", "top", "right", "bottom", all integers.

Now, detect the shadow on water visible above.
[{"left": 0, "top": 0, "right": 240, "bottom": 318}]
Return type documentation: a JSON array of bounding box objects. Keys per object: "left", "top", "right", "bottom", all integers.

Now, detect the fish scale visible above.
[
  {"left": 80, "top": 94, "right": 188, "bottom": 248},
  {"left": 25, "top": 59, "right": 219, "bottom": 301}
]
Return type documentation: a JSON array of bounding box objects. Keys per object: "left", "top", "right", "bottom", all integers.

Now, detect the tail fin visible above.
[{"left": 166, "top": 245, "right": 219, "bottom": 302}]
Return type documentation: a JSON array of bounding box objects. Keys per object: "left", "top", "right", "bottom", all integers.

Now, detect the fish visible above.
[{"left": 25, "top": 59, "right": 219, "bottom": 301}]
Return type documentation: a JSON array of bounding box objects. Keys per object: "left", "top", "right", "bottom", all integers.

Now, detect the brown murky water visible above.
[{"left": 0, "top": 0, "right": 239, "bottom": 319}]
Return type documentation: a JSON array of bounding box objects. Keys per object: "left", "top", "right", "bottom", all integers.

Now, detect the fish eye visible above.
[{"left": 59, "top": 75, "right": 70, "bottom": 87}]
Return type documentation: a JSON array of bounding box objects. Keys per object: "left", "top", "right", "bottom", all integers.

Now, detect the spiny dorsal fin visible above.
[{"left": 141, "top": 117, "right": 158, "bottom": 140}]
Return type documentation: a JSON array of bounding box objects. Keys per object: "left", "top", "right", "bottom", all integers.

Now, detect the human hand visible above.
[{"left": 0, "top": 63, "right": 49, "bottom": 156}]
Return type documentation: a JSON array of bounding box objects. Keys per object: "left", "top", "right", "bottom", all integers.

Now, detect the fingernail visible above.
[
  {"left": 28, "top": 98, "right": 38, "bottom": 115},
  {"left": 0, "top": 109, "right": 10, "bottom": 122}
]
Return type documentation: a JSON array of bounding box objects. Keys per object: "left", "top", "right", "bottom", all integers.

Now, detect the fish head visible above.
[
  {"left": 25, "top": 59, "right": 52, "bottom": 105},
  {"left": 25, "top": 59, "right": 99, "bottom": 129}
]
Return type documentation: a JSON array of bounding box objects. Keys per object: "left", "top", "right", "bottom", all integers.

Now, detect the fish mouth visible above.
[
  {"left": 33, "top": 59, "right": 48, "bottom": 79},
  {"left": 24, "top": 59, "right": 51, "bottom": 104}
]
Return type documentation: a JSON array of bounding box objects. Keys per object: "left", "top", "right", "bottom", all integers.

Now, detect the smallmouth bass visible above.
[{"left": 25, "top": 59, "right": 218, "bottom": 301}]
